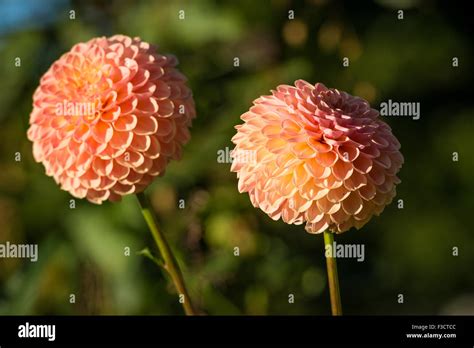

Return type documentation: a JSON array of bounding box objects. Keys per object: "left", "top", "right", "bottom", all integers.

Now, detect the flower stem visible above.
[
  {"left": 324, "top": 231, "right": 342, "bottom": 316},
  {"left": 136, "top": 192, "right": 197, "bottom": 315}
]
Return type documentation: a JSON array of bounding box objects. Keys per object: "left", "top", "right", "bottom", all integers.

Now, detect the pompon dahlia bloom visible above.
[
  {"left": 27, "top": 35, "right": 195, "bottom": 204},
  {"left": 231, "top": 80, "right": 403, "bottom": 234}
]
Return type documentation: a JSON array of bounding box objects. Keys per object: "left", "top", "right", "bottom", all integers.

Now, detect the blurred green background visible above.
[{"left": 0, "top": 0, "right": 473, "bottom": 315}]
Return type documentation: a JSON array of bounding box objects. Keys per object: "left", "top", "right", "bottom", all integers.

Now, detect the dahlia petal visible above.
[
  {"left": 373, "top": 191, "right": 389, "bottom": 206},
  {"left": 354, "top": 201, "right": 374, "bottom": 221},
  {"left": 175, "top": 126, "right": 191, "bottom": 143},
  {"left": 144, "top": 136, "right": 161, "bottom": 158},
  {"left": 281, "top": 203, "right": 300, "bottom": 224},
  {"left": 108, "top": 191, "right": 122, "bottom": 202},
  {"left": 116, "top": 66, "right": 131, "bottom": 84},
  {"left": 101, "top": 106, "right": 121, "bottom": 122},
  {"left": 332, "top": 160, "right": 353, "bottom": 181},
  {"left": 116, "top": 83, "right": 134, "bottom": 104},
  {"left": 157, "top": 99, "right": 174, "bottom": 117},
  {"left": 291, "top": 142, "right": 316, "bottom": 158},
  {"left": 305, "top": 157, "right": 326, "bottom": 176},
  {"left": 127, "top": 151, "right": 145, "bottom": 167},
  {"left": 327, "top": 185, "right": 351, "bottom": 203},
  {"left": 121, "top": 169, "right": 143, "bottom": 185},
  {"left": 131, "top": 68, "right": 150, "bottom": 89},
  {"left": 307, "top": 138, "right": 332, "bottom": 153},
  {"left": 327, "top": 202, "right": 341, "bottom": 215},
  {"left": 134, "top": 82, "right": 156, "bottom": 99},
  {"left": 305, "top": 202, "right": 324, "bottom": 223},
  {"left": 130, "top": 135, "right": 151, "bottom": 152},
  {"left": 377, "top": 177, "right": 393, "bottom": 194},
  {"left": 329, "top": 206, "right": 350, "bottom": 225},
  {"left": 278, "top": 174, "right": 297, "bottom": 196},
  {"left": 134, "top": 116, "right": 158, "bottom": 135},
  {"left": 115, "top": 152, "right": 130, "bottom": 167},
  {"left": 342, "top": 192, "right": 363, "bottom": 215},
  {"left": 337, "top": 145, "right": 359, "bottom": 162},
  {"left": 80, "top": 168, "right": 101, "bottom": 189},
  {"left": 84, "top": 137, "right": 107, "bottom": 156},
  {"left": 136, "top": 174, "right": 154, "bottom": 187},
  {"left": 109, "top": 162, "right": 130, "bottom": 180},
  {"left": 119, "top": 96, "right": 138, "bottom": 115},
  {"left": 256, "top": 148, "right": 272, "bottom": 163},
  {"left": 292, "top": 164, "right": 310, "bottom": 187},
  {"left": 305, "top": 217, "right": 329, "bottom": 234},
  {"left": 319, "top": 175, "right": 343, "bottom": 190},
  {"left": 98, "top": 144, "right": 126, "bottom": 160},
  {"left": 262, "top": 124, "right": 281, "bottom": 137},
  {"left": 281, "top": 119, "right": 301, "bottom": 133},
  {"left": 295, "top": 79, "right": 314, "bottom": 91},
  {"left": 113, "top": 183, "right": 136, "bottom": 195},
  {"left": 155, "top": 118, "right": 175, "bottom": 138},
  {"left": 372, "top": 134, "right": 389, "bottom": 148},
  {"left": 368, "top": 165, "right": 385, "bottom": 185},
  {"left": 86, "top": 189, "right": 110, "bottom": 204},
  {"left": 91, "top": 121, "right": 113, "bottom": 143},
  {"left": 109, "top": 130, "right": 133, "bottom": 149},
  {"left": 358, "top": 182, "right": 376, "bottom": 201},
  {"left": 102, "top": 91, "right": 117, "bottom": 110},
  {"left": 51, "top": 116, "right": 68, "bottom": 129},
  {"left": 316, "top": 196, "right": 334, "bottom": 214},
  {"left": 153, "top": 80, "right": 171, "bottom": 100},
  {"left": 73, "top": 123, "right": 90, "bottom": 142},
  {"left": 322, "top": 128, "right": 344, "bottom": 139},
  {"left": 149, "top": 155, "right": 167, "bottom": 175},
  {"left": 70, "top": 186, "right": 88, "bottom": 199},
  {"left": 160, "top": 141, "right": 176, "bottom": 157},
  {"left": 113, "top": 114, "right": 138, "bottom": 132},
  {"left": 50, "top": 132, "right": 70, "bottom": 149},
  {"left": 99, "top": 176, "right": 116, "bottom": 190},
  {"left": 337, "top": 219, "right": 355, "bottom": 233},
  {"left": 62, "top": 176, "right": 81, "bottom": 191},
  {"left": 266, "top": 138, "right": 287, "bottom": 154},
  {"left": 343, "top": 170, "right": 367, "bottom": 191},
  {"left": 315, "top": 151, "right": 338, "bottom": 167},
  {"left": 362, "top": 144, "right": 381, "bottom": 158},
  {"left": 354, "top": 217, "right": 370, "bottom": 229},
  {"left": 136, "top": 97, "right": 159, "bottom": 113},
  {"left": 276, "top": 153, "right": 297, "bottom": 168},
  {"left": 92, "top": 157, "right": 113, "bottom": 176},
  {"left": 168, "top": 81, "right": 182, "bottom": 100},
  {"left": 374, "top": 152, "right": 391, "bottom": 169},
  {"left": 353, "top": 154, "right": 373, "bottom": 174},
  {"left": 301, "top": 180, "right": 328, "bottom": 200}
]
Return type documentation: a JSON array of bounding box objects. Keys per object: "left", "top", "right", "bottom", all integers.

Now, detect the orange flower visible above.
[
  {"left": 231, "top": 80, "right": 403, "bottom": 233},
  {"left": 27, "top": 35, "right": 195, "bottom": 204}
]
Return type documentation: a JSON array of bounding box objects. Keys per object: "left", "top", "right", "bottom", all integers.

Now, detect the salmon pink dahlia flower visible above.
[
  {"left": 231, "top": 80, "right": 403, "bottom": 233},
  {"left": 27, "top": 35, "right": 195, "bottom": 204}
]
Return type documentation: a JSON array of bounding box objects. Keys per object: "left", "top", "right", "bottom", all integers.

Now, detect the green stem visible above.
[
  {"left": 136, "top": 192, "right": 197, "bottom": 315},
  {"left": 324, "top": 231, "right": 342, "bottom": 316}
]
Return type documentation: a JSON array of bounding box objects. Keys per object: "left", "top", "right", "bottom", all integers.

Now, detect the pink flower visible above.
[
  {"left": 231, "top": 80, "right": 403, "bottom": 233},
  {"left": 27, "top": 35, "right": 195, "bottom": 204}
]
